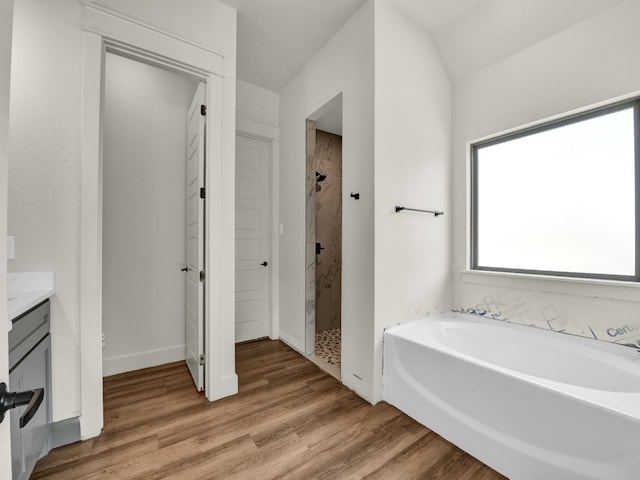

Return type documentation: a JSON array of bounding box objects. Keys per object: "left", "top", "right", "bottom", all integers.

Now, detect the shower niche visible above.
[{"left": 305, "top": 94, "right": 343, "bottom": 379}]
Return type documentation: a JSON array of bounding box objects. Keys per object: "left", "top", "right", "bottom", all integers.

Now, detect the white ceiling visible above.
[
  {"left": 429, "top": 0, "right": 625, "bottom": 82},
  {"left": 219, "top": 0, "right": 367, "bottom": 92},
  {"left": 220, "top": 0, "right": 625, "bottom": 92}
]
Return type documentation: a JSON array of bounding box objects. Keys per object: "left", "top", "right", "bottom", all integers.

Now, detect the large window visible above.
[{"left": 471, "top": 99, "right": 639, "bottom": 281}]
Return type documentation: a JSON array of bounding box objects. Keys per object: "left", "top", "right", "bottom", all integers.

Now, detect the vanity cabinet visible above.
[{"left": 9, "top": 300, "right": 52, "bottom": 480}]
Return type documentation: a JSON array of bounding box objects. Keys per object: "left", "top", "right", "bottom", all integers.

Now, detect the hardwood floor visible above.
[{"left": 32, "top": 339, "right": 506, "bottom": 479}]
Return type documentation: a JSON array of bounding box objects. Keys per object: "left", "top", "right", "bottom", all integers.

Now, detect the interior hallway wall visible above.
[
  {"left": 102, "top": 53, "right": 198, "bottom": 376},
  {"left": 279, "top": 0, "right": 375, "bottom": 400},
  {"left": 451, "top": 0, "right": 640, "bottom": 346},
  {"left": 281, "top": 0, "right": 452, "bottom": 403}
]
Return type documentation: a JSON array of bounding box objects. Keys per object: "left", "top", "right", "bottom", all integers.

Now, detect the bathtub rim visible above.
[
  {"left": 383, "top": 312, "right": 640, "bottom": 421},
  {"left": 382, "top": 329, "right": 640, "bottom": 480}
]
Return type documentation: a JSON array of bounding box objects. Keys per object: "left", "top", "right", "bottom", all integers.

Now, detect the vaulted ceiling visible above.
[{"left": 219, "top": 0, "right": 625, "bottom": 92}]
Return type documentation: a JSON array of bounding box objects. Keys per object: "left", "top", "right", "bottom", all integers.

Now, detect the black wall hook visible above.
[{"left": 350, "top": 193, "right": 360, "bottom": 200}]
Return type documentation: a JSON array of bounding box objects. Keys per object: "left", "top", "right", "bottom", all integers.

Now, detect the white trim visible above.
[
  {"left": 270, "top": 139, "right": 280, "bottom": 340},
  {"left": 204, "top": 73, "right": 238, "bottom": 400},
  {"left": 104, "top": 40, "right": 208, "bottom": 80},
  {"left": 79, "top": 31, "right": 104, "bottom": 440},
  {"left": 236, "top": 114, "right": 279, "bottom": 140},
  {"left": 460, "top": 269, "right": 640, "bottom": 302},
  {"left": 102, "top": 345, "right": 186, "bottom": 377},
  {"left": 82, "top": 2, "right": 225, "bottom": 58},
  {"left": 81, "top": 5, "right": 223, "bottom": 76}
]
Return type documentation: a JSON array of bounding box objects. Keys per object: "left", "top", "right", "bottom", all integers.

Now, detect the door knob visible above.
[
  {"left": 0, "top": 382, "right": 44, "bottom": 428},
  {"left": 260, "top": 261, "right": 268, "bottom": 267}
]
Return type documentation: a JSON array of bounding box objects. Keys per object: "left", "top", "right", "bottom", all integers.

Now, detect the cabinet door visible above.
[
  {"left": 9, "top": 374, "right": 24, "bottom": 480},
  {"left": 9, "top": 334, "right": 51, "bottom": 480}
]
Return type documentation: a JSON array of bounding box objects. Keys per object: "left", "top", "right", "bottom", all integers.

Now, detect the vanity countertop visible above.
[{"left": 8, "top": 272, "right": 55, "bottom": 328}]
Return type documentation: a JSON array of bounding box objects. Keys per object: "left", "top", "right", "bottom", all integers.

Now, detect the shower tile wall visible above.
[
  {"left": 315, "top": 130, "right": 342, "bottom": 333},
  {"left": 305, "top": 120, "right": 317, "bottom": 356}
]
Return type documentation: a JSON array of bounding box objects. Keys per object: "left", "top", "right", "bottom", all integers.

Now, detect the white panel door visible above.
[
  {"left": 235, "top": 135, "right": 270, "bottom": 342},
  {"left": 185, "top": 82, "right": 206, "bottom": 390}
]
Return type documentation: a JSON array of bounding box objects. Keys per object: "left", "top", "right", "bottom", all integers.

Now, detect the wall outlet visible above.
[{"left": 7, "top": 236, "right": 15, "bottom": 260}]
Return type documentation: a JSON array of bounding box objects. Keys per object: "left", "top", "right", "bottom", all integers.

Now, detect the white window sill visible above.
[{"left": 460, "top": 269, "right": 640, "bottom": 303}]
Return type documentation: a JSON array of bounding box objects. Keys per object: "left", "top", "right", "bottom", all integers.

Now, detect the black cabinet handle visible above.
[
  {"left": 0, "top": 382, "right": 44, "bottom": 428},
  {"left": 260, "top": 261, "right": 268, "bottom": 267}
]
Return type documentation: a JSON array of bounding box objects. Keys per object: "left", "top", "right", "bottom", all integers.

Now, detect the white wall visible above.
[
  {"left": 373, "top": 0, "right": 452, "bottom": 401},
  {"left": 279, "top": 0, "right": 452, "bottom": 403},
  {"left": 237, "top": 80, "right": 279, "bottom": 127},
  {"left": 9, "top": 0, "right": 84, "bottom": 421},
  {"left": 9, "top": 0, "right": 236, "bottom": 426},
  {"left": 0, "top": 0, "right": 13, "bottom": 475},
  {"left": 102, "top": 53, "right": 198, "bottom": 376},
  {"left": 279, "top": 0, "right": 375, "bottom": 400},
  {"left": 452, "top": 1, "right": 640, "bottom": 345}
]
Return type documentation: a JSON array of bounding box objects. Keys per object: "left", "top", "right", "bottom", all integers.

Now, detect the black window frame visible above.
[{"left": 470, "top": 98, "right": 640, "bottom": 282}]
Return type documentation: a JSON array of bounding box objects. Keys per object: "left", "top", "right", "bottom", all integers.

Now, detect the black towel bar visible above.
[{"left": 395, "top": 206, "right": 444, "bottom": 216}]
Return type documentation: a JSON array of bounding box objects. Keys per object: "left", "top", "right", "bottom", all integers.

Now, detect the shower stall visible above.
[{"left": 305, "top": 106, "right": 343, "bottom": 379}]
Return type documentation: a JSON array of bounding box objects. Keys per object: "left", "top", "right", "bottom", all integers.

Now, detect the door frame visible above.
[
  {"left": 79, "top": 5, "right": 238, "bottom": 440},
  {"left": 0, "top": 0, "right": 14, "bottom": 476},
  {"left": 236, "top": 117, "right": 279, "bottom": 340}
]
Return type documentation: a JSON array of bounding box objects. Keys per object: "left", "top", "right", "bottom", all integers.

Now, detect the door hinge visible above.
[
  {"left": 200, "top": 104, "right": 207, "bottom": 116},
  {"left": 199, "top": 353, "right": 206, "bottom": 366},
  {"left": 199, "top": 270, "right": 205, "bottom": 282},
  {"left": 200, "top": 187, "right": 206, "bottom": 199}
]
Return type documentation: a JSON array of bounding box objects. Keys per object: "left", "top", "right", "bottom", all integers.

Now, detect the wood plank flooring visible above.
[{"left": 32, "top": 339, "right": 506, "bottom": 479}]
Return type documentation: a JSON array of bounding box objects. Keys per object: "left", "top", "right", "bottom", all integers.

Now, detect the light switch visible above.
[{"left": 7, "top": 236, "right": 14, "bottom": 260}]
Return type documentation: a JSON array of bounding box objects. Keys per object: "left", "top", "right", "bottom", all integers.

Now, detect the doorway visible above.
[
  {"left": 305, "top": 94, "right": 343, "bottom": 380},
  {"left": 101, "top": 53, "right": 203, "bottom": 384}
]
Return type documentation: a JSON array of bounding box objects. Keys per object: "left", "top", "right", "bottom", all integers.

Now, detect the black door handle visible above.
[
  {"left": 260, "top": 261, "right": 268, "bottom": 267},
  {"left": 180, "top": 266, "right": 188, "bottom": 272},
  {"left": 0, "top": 382, "right": 44, "bottom": 428}
]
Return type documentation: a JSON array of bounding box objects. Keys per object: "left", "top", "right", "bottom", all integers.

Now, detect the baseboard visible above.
[
  {"left": 209, "top": 372, "right": 238, "bottom": 401},
  {"left": 103, "top": 344, "right": 185, "bottom": 376},
  {"left": 278, "top": 331, "right": 304, "bottom": 355},
  {"left": 50, "top": 417, "right": 82, "bottom": 449}
]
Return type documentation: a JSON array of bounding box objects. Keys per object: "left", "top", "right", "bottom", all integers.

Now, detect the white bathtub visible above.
[{"left": 383, "top": 312, "right": 640, "bottom": 480}]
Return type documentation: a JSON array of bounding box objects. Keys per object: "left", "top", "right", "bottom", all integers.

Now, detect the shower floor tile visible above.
[{"left": 315, "top": 328, "right": 341, "bottom": 367}]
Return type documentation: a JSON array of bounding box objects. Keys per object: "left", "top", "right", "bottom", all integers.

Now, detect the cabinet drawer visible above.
[
  {"left": 9, "top": 300, "right": 50, "bottom": 372},
  {"left": 10, "top": 334, "right": 52, "bottom": 480}
]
